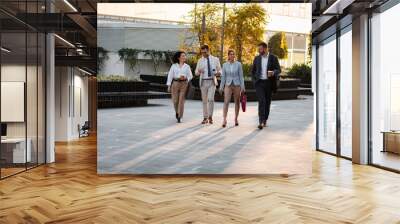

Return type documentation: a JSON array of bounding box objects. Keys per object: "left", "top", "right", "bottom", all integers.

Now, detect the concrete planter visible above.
[
  {"left": 97, "top": 80, "right": 170, "bottom": 108},
  {"left": 140, "top": 74, "right": 167, "bottom": 84},
  {"left": 138, "top": 74, "right": 309, "bottom": 101},
  {"left": 98, "top": 81, "right": 149, "bottom": 92}
]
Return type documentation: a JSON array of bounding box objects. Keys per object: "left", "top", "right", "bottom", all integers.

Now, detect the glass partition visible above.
[
  {"left": 317, "top": 34, "right": 337, "bottom": 154},
  {"left": 0, "top": 1, "right": 46, "bottom": 179},
  {"left": 1, "top": 30, "right": 28, "bottom": 177},
  {"left": 27, "top": 31, "right": 38, "bottom": 169}
]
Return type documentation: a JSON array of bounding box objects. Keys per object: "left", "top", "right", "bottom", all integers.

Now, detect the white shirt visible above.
[
  {"left": 260, "top": 54, "right": 269, "bottom": 80},
  {"left": 195, "top": 55, "right": 222, "bottom": 79},
  {"left": 166, "top": 63, "right": 193, "bottom": 86}
]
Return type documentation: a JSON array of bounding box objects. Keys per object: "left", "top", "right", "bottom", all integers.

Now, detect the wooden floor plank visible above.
[{"left": 0, "top": 135, "right": 400, "bottom": 223}]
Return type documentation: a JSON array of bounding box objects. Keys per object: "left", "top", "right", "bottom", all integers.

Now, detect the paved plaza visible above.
[{"left": 98, "top": 97, "right": 313, "bottom": 174}]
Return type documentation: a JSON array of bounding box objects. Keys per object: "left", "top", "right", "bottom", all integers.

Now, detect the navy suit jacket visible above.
[{"left": 251, "top": 53, "right": 281, "bottom": 93}]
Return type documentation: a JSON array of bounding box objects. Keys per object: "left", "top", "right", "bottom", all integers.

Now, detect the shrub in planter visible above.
[
  {"left": 286, "top": 63, "right": 311, "bottom": 84},
  {"left": 242, "top": 63, "right": 252, "bottom": 79},
  {"left": 98, "top": 74, "right": 141, "bottom": 82},
  {"left": 97, "top": 75, "right": 148, "bottom": 92}
]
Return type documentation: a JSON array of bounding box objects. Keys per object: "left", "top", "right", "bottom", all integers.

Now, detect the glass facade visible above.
[
  {"left": 339, "top": 26, "right": 352, "bottom": 158},
  {"left": 315, "top": 0, "right": 400, "bottom": 172},
  {"left": 370, "top": 3, "right": 400, "bottom": 171},
  {"left": 265, "top": 31, "right": 308, "bottom": 68},
  {"left": 0, "top": 1, "right": 46, "bottom": 179},
  {"left": 315, "top": 24, "right": 353, "bottom": 158}
]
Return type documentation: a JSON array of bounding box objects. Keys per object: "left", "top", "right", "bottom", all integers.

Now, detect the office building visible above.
[{"left": 312, "top": 0, "right": 400, "bottom": 172}]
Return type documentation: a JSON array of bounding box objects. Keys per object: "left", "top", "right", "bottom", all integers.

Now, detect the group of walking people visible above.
[{"left": 166, "top": 42, "right": 281, "bottom": 130}]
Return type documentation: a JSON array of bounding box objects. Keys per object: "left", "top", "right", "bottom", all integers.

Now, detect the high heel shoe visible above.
[
  {"left": 208, "top": 116, "right": 213, "bottom": 124},
  {"left": 222, "top": 121, "right": 227, "bottom": 128},
  {"left": 235, "top": 122, "right": 239, "bottom": 126}
]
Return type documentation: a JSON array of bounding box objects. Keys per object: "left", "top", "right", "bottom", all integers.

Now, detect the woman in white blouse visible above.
[{"left": 166, "top": 51, "right": 193, "bottom": 123}]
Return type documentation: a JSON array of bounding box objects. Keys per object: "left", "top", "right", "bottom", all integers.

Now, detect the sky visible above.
[{"left": 98, "top": 3, "right": 312, "bottom": 34}]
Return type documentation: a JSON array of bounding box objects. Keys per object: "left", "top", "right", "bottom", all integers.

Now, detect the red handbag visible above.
[{"left": 241, "top": 93, "right": 247, "bottom": 112}]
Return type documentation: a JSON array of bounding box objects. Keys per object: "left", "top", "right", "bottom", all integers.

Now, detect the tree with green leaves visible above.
[
  {"left": 187, "top": 3, "right": 223, "bottom": 58},
  {"left": 307, "top": 33, "right": 312, "bottom": 65},
  {"left": 224, "top": 4, "right": 267, "bottom": 64},
  {"left": 268, "top": 32, "right": 288, "bottom": 60}
]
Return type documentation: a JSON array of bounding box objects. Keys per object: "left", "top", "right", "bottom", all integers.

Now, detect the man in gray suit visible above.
[
  {"left": 195, "top": 45, "right": 222, "bottom": 124},
  {"left": 251, "top": 42, "right": 281, "bottom": 130}
]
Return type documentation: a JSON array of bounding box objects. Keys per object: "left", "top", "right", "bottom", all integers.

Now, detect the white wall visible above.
[
  {"left": 100, "top": 52, "right": 170, "bottom": 78},
  {"left": 1, "top": 63, "right": 46, "bottom": 164},
  {"left": 1, "top": 65, "right": 29, "bottom": 138},
  {"left": 71, "top": 73, "right": 89, "bottom": 138},
  {"left": 55, "top": 67, "right": 89, "bottom": 141},
  {"left": 100, "top": 52, "right": 125, "bottom": 76},
  {"left": 98, "top": 25, "right": 192, "bottom": 78},
  {"left": 55, "top": 67, "right": 69, "bottom": 141}
]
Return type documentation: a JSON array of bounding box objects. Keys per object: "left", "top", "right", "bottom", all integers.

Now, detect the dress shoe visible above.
[
  {"left": 201, "top": 118, "right": 208, "bottom": 124},
  {"left": 258, "top": 124, "right": 263, "bottom": 130},
  {"left": 222, "top": 121, "right": 227, "bottom": 128},
  {"left": 263, "top": 121, "right": 267, "bottom": 127},
  {"left": 177, "top": 117, "right": 181, "bottom": 123},
  {"left": 208, "top": 117, "right": 213, "bottom": 124}
]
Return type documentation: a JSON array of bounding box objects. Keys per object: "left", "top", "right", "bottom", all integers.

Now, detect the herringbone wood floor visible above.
[{"left": 1, "top": 135, "right": 400, "bottom": 224}]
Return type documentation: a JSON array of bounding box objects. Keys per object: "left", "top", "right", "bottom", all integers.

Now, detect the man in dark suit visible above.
[{"left": 251, "top": 42, "right": 281, "bottom": 130}]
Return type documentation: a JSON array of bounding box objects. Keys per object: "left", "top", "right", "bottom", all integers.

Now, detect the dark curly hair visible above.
[{"left": 172, "top": 51, "right": 185, "bottom": 64}]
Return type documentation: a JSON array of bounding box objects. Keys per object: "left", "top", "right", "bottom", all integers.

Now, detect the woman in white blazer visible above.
[
  {"left": 219, "top": 50, "right": 245, "bottom": 127},
  {"left": 166, "top": 51, "right": 193, "bottom": 123}
]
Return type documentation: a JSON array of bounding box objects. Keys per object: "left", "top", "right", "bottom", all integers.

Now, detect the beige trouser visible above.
[
  {"left": 200, "top": 79, "right": 216, "bottom": 118},
  {"left": 171, "top": 81, "right": 188, "bottom": 118},
  {"left": 223, "top": 85, "right": 241, "bottom": 120}
]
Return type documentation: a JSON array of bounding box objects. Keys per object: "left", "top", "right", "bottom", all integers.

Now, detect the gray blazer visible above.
[{"left": 219, "top": 61, "right": 245, "bottom": 91}]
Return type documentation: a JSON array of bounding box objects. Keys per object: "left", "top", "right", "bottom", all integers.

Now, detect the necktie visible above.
[{"left": 207, "top": 57, "right": 211, "bottom": 77}]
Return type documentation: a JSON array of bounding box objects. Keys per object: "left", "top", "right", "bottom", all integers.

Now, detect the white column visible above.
[
  {"left": 312, "top": 45, "right": 317, "bottom": 149},
  {"left": 46, "top": 33, "right": 55, "bottom": 163},
  {"left": 352, "top": 14, "right": 369, "bottom": 164},
  {"left": 54, "top": 67, "right": 73, "bottom": 141}
]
